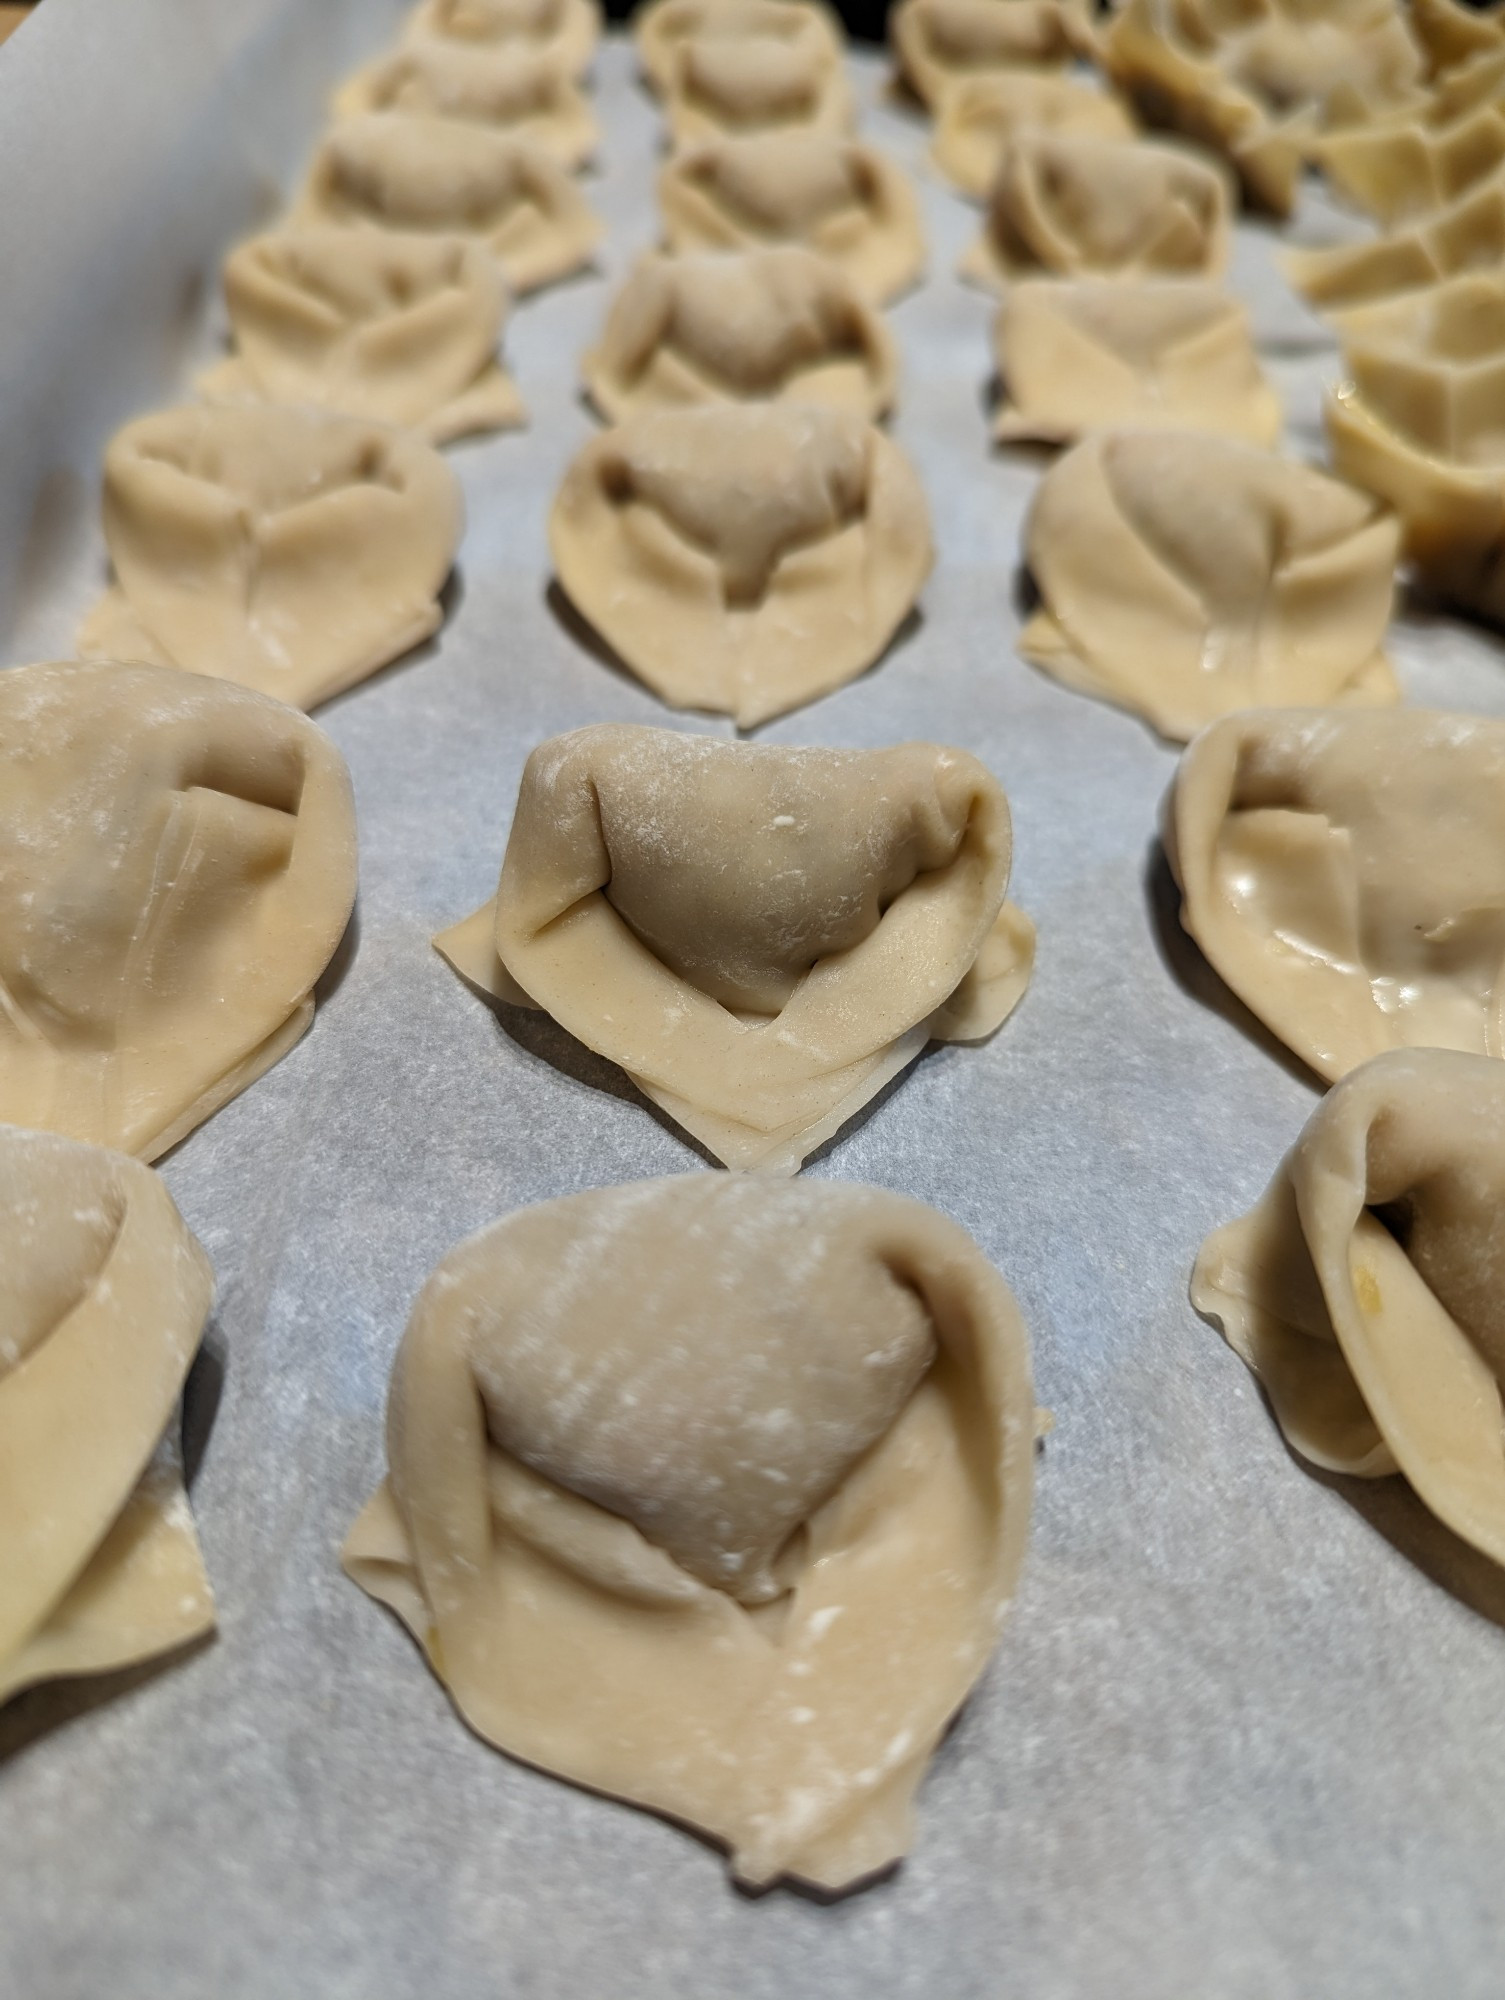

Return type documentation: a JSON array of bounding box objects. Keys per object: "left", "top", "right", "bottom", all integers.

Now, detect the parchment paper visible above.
[{"left": 3, "top": 7, "right": 1505, "bottom": 1997}]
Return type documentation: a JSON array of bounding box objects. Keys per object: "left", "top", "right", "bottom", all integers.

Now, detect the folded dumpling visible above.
[
  {"left": 659, "top": 24, "right": 855, "bottom": 146},
  {"left": 658, "top": 133, "right": 924, "bottom": 304},
  {"left": 932, "top": 70, "right": 1137, "bottom": 202},
  {"left": 1167, "top": 708, "right": 1505, "bottom": 1081},
  {"left": 0, "top": 1127, "right": 216, "bottom": 1708},
  {"left": 581, "top": 247, "right": 898, "bottom": 423},
  {"left": 636, "top": 0, "right": 845, "bottom": 96},
  {"left": 961, "top": 130, "right": 1233, "bottom": 291},
  {"left": 403, "top": 0, "right": 602, "bottom": 78},
  {"left": 1324, "top": 272, "right": 1505, "bottom": 623},
  {"left": 435, "top": 725, "right": 1034, "bottom": 1173},
  {"left": 343, "top": 1172, "right": 1034, "bottom": 1890},
  {"left": 199, "top": 227, "right": 524, "bottom": 443},
  {"left": 1282, "top": 167, "right": 1505, "bottom": 310},
  {"left": 1314, "top": 51, "right": 1505, "bottom": 225},
  {"left": 549, "top": 404, "right": 931, "bottom": 725},
  {"left": 891, "top": 0, "right": 1097, "bottom": 112},
  {"left": 1021, "top": 432, "right": 1399, "bottom": 740},
  {"left": 0, "top": 660, "right": 357, "bottom": 1159},
  {"left": 333, "top": 37, "right": 599, "bottom": 168},
  {"left": 1411, "top": 0, "right": 1505, "bottom": 77},
  {"left": 297, "top": 114, "right": 601, "bottom": 297},
  {"left": 1193, "top": 1047, "right": 1505, "bottom": 1570},
  {"left": 991, "top": 278, "right": 1281, "bottom": 447},
  {"left": 78, "top": 402, "right": 463, "bottom": 710}
]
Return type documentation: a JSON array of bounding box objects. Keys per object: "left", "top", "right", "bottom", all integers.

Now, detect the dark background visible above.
[{"left": 607, "top": 0, "right": 894, "bottom": 44}]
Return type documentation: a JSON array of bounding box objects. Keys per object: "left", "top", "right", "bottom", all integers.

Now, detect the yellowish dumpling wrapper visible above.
[
  {"left": 932, "top": 70, "right": 1137, "bottom": 202},
  {"left": 435, "top": 725, "right": 1034, "bottom": 1173},
  {"left": 1193, "top": 1048, "right": 1505, "bottom": 1571},
  {"left": 297, "top": 114, "right": 602, "bottom": 298},
  {"left": 0, "top": 660, "right": 357, "bottom": 1159},
  {"left": 961, "top": 130, "right": 1233, "bottom": 291},
  {"left": 890, "top": 0, "right": 1097, "bottom": 112},
  {"left": 991, "top": 277, "right": 1282, "bottom": 447},
  {"left": 0, "top": 1127, "right": 216, "bottom": 1709},
  {"left": 549, "top": 403, "right": 932, "bottom": 725},
  {"left": 333, "top": 37, "right": 599, "bottom": 169},
  {"left": 1020, "top": 431, "right": 1399, "bottom": 740},
  {"left": 1166, "top": 707, "right": 1505, "bottom": 1082},
  {"left": 200, "top": 227, "right": 524, "bottom": 443},
  {"left": 403, "top": 0, "right": 602, "bottom": 79},
  {"left": 658, "top": 132, "right": 925, "bottom": 303},
  {"left": 636, "top": 0, "right": 845, "bottom": 96},
  {"left": 1410, "top": 0, "right": 1505, "bottom": 78},
  {"left": 659, "top": 24, "right": 856, "bottom": 146},
  {"left": 581, "top": 247, "right": 898, "bottom": 424},
  {"left": 1315, "top": 50, "right": 1505, "bottom": 225},
  {"left": 1282, "top": 165, "right": 1505, "bottom": 311},
  {"left": 79, "top": 402, "right": 463, "bottom": 711},
  {"left": 344, "top": 1172, "right": 1034, "bottom": 1890}
]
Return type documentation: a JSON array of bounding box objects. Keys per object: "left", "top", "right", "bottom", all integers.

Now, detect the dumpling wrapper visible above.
[
  {"left": 660, "top": 26, "right": 856, "bottom": 147},
  {"left": 78, "top": 402, "right": 463, "bottom": 711},
  {"left": 1166, "top": 707, "right": 1505, "bottom": 1082},
  {"left": 0, "top": 1127, "right": 215, "bottom": 1708},
  {"left": 1282, "top": 164, "right": 1505, "bottom": 310},
  {"left": 991, "top": 278, "right": 1282, "bottom": 447},
  {"left": 435, "top": 725, "right": 1034, "bottom": 1174},
  {"left": 343, "top": 1172, "right": 1034, "bottom": 1891},
  {"left": 1314, "top": 51, "right": 1505, "bottom": 225},
  {"left": 1324, "top": 272, "right": 1505, "bottom": 622},
  {"left": 403, "top": 0, "right": 602, "bottom": 79},
  {"left": 297, "top": 114, "right": 602, "bottom": 298},
  {"left": 0, "top": 660, "right": 357, "bottom": 1160},
  {"left": 581, "top": 247, "right": 898, "bottom": 425},
  {"left": 658, "top": 132, "right": 925, "bottom": 304},
  {"left": 1192, "top": 1047, "right": 1505, "bottom": 1571},
  {"left": 549, "top": 404, "right": 932, "bottom": 725},
  {"left": 198, "top": 227, "right": 525, "bottom": 444},
  {"left": 932, "top": 70, "right": 1138, "bottom": 202},
  {"left": 960, "top": 130, "right": 1234, "bottom": 291},
  {"left": 890, "top": 0, "right": 1098, "bottom": 112},
  {"left": 636, "top": 0, "right": 845, "bottom": 96},
  {"left": 1020, "top": 431, "right": 1399, "bottom": 741},
  {"left": 1410, "top": 0, "right": 1505, "bottom": 79},
  {"left": 333, "top": 37, "right": 600, "bottom": 169}
]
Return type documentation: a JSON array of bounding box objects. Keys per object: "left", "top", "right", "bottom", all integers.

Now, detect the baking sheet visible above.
[{"left": 5, "top": 7, "right": 1505, "bottom": 1997}]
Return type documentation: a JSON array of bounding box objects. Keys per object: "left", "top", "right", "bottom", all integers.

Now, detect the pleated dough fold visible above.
[
  {"left": 403, "top": 0, "right": 602, "bottom": 79},
  {"left": 932, "top": 71, "right": 1137, "bottom": 202},
  {"left": 658, "top": 22, "right": 856, "bottom": 146},
  {"left": 636, "top": 0, "right": 844, "bottom": 96},
  {"left": 334, "top": 37, "right": 599, "bottom": 169},
  {"left": 891, "top": 0, "right": 1098, "bottom": 111}
]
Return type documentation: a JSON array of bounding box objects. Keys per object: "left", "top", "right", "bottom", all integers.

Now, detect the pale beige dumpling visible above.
[
  {"left": 79, "top": 403, "right": 463, "bottom": 711},
  {"left": 636, "top": 0, "right": 845, "bottom": 96},
  {"left": 1193, "top": 1048, "right": 1505, "bottom": 1570},
  {"left": 200, "top": 227, "right": 524, "bottom": 443},
  {"left": 0, "top": 1127, "right": 216, "bottom": 1709},
  {"left": 991, "top": 278, "right": 1282, "bottom": 446},
  {"left": 0, "top": 661, "right": 357, "bottom": 1160},
  {"left": 1167, "top": 708, "right": 1505, "bottom": 1081},
  {"left": 435, "top": 726, "right": 1034, "bottom": 1173},
  {"left": 658, "top": 133, "right": 924, "bottom": 304},
  {"left": 1283, "top": 167, "right": 1505, "bottom": 311},
  {"left": 1325, "top": 272, "right": 1505, "bottom": 621},
  {"left": 403, "top": 0, "right": 602, "bottom": 78},
  {"left": 890, "top": 0, "right": 1097, "bottom": 112},
  {"left": 549, "top": 405, "right": 932, "bottom": 725},
  {"left": 1410, "top": 0, "right": 1505, "bottom": 77},
  {"left": 297, "top": 114, "right": 602, "bottom": 298},
  {"left": 659, "top": 24, "right": 855, "bottom": 146},
  {"left": 1021, "top": 432, "right": 1398, "bottom": 739},
  {"left": 344, "top": 1172, "right": 1034, "bottom": 1890},
  {"left": 333, "top": 38, "right": 599, "bottom": 169},
  {"left": 581, "top": 247, "right": 898, "bottom": 424},
  {"left": 932, "top": 70, "right": 1137, "bottom": 202},
  {"left": 961, "top": 130, "right": 1233, "bottom": 291},
  {"left": 1315, "top": 51, "right": 1505, "bottom": 225}
]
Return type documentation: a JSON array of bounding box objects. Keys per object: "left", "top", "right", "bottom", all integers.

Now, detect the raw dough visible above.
[
  {"left": 549, "top": 403, "right": 932, "bottom": 724},
  {"left": 1314, "top": 50, "right": 1505, "bottom": 224},
  {"left": 580, "top": 247, "right": 898, "bottom": 424},
  {"left": 659, "top": 24, "right": 856, "bottom": 145},
  {"left": 991, "top": 277, "right": 1282, "bottom": 447},
  {"left": 0, "top": 660, "right": 357, "bottom": 1160},
  {"left": 403, "top": 0, "right": 602, "bottom": 78},
  {"left": 334, "top": 38, "right": 599, "bottom": 169},
  {"left": 1410, "top": 0, "right": 1505, "bottom": 77},
  {"left": 297, "top": 113, "right": 602, "bottom": 298},
  {"left": 1282, "top": 165, "right": 1505, "bottom": 310},
  {"left": 1324, "top": 273, "right": 1505, "bottom": 620},
  {"left": 434, "top": 725, "right": 1034, "bottom": 1173},
  {"left": 1020, "top": 431, "right": 1399, "bottom": 739},
  {"left": 890, "top": 0, "right": 1097, "bottom": 112},
  {"left": 636, "top": 0, "right": 843, "bottom": 95},
  {"left": 1166, "top": 707, "right": 1505, "bottom": 1081},
  {"left": 932, "top": 70, "right": 1137, "bottom": 202},
  {"left": 200, "top": 227, "right": 525, "bottom": 444},
  {"left": 343, "top": 1172, "right": 1034, "bottom": 1889},
  {"left": 0, "top": 1126, "right": 215, "bottom": 1708},
  {"left": 960, "top": 130, "right": 1233, "bottom": 291},
  {"left": 1192, "top": 1047, "right": 1505, "bottom": 1570},
  {"left": 658, "top": 132, "right": 925, "bottom": 304},
  {"left": 79, "top": 402, "right": 463, "bottom": 711}
]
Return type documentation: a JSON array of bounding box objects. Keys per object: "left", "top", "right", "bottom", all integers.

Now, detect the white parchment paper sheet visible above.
[{"left": 3, "top": 5, "right": 1505, "bottom": 1996}]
